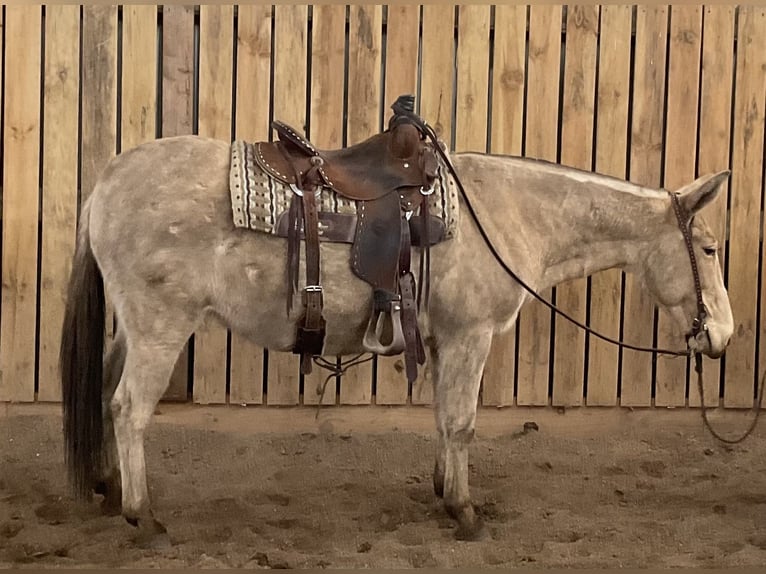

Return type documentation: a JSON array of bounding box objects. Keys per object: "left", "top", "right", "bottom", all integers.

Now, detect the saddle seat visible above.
[
  {"left": 253, "top": 95, "right": 444, "bottom": 384},
  {"left": 255, "top": 120, "right": 438, "bottom": 202}
]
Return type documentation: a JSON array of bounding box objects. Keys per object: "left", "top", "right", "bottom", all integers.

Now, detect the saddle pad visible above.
[{"left": 229, "top": 140, "right": 459, "bottom": 239}]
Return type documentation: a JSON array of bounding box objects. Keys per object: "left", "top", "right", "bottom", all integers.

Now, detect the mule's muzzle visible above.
[{"left": 687, "top": 327, "right": 729, "bottom": 359}]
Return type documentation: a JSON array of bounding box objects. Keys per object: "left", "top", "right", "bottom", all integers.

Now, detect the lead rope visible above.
[
  {"left": 312, "top": 354, "right": 374, "bottom": 419},
  {"left": 418, "top": 121, "right": 687, "bottom": 357},
  {"left": 410, "top": 115, "right": 763, "bottom": 443},
  {"left": 694, "top": 353, "right": 765, "bottom": 444},
  {"left": 670, "top": 192, "right": 764, "bottom": 443}
]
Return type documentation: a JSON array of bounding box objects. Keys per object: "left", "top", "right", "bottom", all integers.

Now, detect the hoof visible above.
[{"left": 454, "top": 517, "right": 490, "bottom": 542}]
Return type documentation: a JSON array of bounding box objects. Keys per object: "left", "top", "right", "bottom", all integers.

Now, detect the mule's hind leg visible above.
[
  {"left": 94, "top": 327, "right": 127, "bottom": 515},
  {"left": 431, "top": 327, "right": 493, "bottom": 541},
  {"left": 110, "top": 308, "right": 195, "bottom": 545}
]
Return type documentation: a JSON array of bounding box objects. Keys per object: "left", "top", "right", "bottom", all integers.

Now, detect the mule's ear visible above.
[{"left": 677, "top": 170, "right": 730, "bottom": 215}]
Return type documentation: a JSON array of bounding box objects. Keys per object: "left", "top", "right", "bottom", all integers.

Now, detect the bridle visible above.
[
  {"left": 406, "top": 113, "right": 763, "bottom": 443},
  {"left": 668, "top": 193, "right": 709, "bottom": 347},
  {"left": 669, "top": 192, "right": 765, "bottom": 444}
]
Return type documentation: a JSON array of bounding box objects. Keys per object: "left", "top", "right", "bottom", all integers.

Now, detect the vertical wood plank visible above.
[
  {"left": 516, "top": 5, "right": 562, "bottom": 406},
  {"left": 482, "top": 4, "right": 526, "bottom": 407},
  {"left": 587, "top": 5, "right": 632, "bottom": 406},
  {"left": 655, "top": 6, "right": 701, "bottom": 407},
  {"left": 690, "top": 6, "right": 735, "bottom": 408},
  {"left": 304, "top": 5, "right": 345, "bottom": 406},
  {"left": 0, "top": 6, "right": 41, "bottom": 402},
  {"left": 454, "top": 5, "right": 489, "bottom": 153},
  {"left": 162, "top": 6, "right": 194, "bottom": 137},
  {"left": 551, "top": 5, "right": 599, "bottom": 407},
  {"left": 383, "top": 5, "right": 420, "bottom": 120},
  {"left": 161, "top": 4, "right": 195, "bottom": 401},
  {"left": 267, "top": 5, "right": 307, "bottom": 405},
  {"left": 730, "top": 6, "right": 766, "bottom": 407},
  {"left": 376, "top": 5, "right": 421, "bottom": 405},
  {"left": 622, "top": 6, "right": 668, "bottom": 407},
  {"left": 81, "top": 6, "right": 117, "bottom": 205},
  {"left": 194, "top": 5, "right": 233, "bottom": 404},
  {"left": 338, "top": 5, "right": 381, "bottom": 405},
  {"left": 121, "top": 6, "right": 156, "bottom": 150},
  {"left": 419, "top": 5, "right": 454, "bottom": 143},
  {"left": 229, "top": 5, "right": 272, "bottom": 405},
  {"left": 413, "top": 5, "right": 455, "bottom": 405},
  {"left": 38, "top": 6, "right": 80, "bottom": 402}
]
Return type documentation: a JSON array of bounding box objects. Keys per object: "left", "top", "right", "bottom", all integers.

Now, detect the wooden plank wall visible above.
[{"left": 1, "top": 6, "right": 764, "bottom": 413}]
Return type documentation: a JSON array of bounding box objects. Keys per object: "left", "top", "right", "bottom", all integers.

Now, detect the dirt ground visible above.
[{"left": 2, "top": 403, "right": 766, "bottom": 569}]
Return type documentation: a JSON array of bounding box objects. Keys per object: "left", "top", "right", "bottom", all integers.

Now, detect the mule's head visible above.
[{"left": 639, "top": 171, "right": 733, "bottom": 358}]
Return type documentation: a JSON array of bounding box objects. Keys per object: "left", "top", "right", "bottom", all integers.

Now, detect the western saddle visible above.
[{"left": 254, "top": 95, "right": 445, "bottom": 383}]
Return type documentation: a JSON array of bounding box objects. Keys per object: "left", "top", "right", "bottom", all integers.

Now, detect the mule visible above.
[{"left": 60, "top": 135, "right": 733, "bottom": 544}]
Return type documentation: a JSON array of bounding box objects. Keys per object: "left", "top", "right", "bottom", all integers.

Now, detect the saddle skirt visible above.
[{"left": 229, "top": 139, "right": 459, "bottom": 242}]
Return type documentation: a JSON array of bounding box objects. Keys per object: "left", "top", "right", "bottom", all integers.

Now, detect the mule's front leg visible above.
[{"left": 431, "top": 327, "right": 493, "bottom": 541}]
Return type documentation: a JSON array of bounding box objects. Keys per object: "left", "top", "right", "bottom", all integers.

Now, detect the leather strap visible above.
[
  {"left": 274, "top": 211, "right": 446, "bottom": 246},
  {"left": 297, "top": 188, "right": 326, "bottom": 374},
  {"left": 398, "top": 217, "right": 425, "bottom": 383},
  {"left": 286, "top": 194, "right": 301, "bottom": 314},
  {"left": 277, "top": 142, "right": 326, "bottom": 373}
]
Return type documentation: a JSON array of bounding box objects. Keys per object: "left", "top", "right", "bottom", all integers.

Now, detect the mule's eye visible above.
[{"left": 702, "top": 246, "right": 717, "bottom": 257}]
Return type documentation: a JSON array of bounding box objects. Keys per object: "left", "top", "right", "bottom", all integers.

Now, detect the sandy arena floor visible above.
[{"left": 2, "top": 403, "right": 766, "bottom": 569}]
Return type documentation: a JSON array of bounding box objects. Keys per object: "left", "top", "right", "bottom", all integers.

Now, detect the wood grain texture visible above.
[
  {"left": 304, "top": 5, "right": 346, "bottom": 406},
  {"left": 229, "top": 5, "right": 272, "bottom": 406},
  {"left": 482, "top": 4, "right": 526, "bottom": 407},
  {"left": 81, "top": 6, "right": 117, "bottom": 205},
  {"left": 339, "top": 5, "right": 381, "bottom": 405},
  {"left": 376, "top": 4, "right": 421, "bottom": 405},
  {"left": 419, "top": 5, "right": 454, "bottom": 145},
  {"left": 38, "top": 6, "right": 80, "bottom": 402},
  {"left": 121, "top": 6, "right": 156, "bottom": 150},
  {"left": 162, "top": 6, "right": 194, "bottom": 138},
  {"left": 655, "top": 6, "right": 701, "bottom": 407},
  {"left": 454, "top": 5, "right": 489, "bottom": 153},
  {"left": 161, "top": 4, "right": 195, "bottom": 401},
  {"left": 0, "top": 6, "right": 42, "bottom": 402},
  {"left": 622, "top": 6, "right": 668, "bottom": 407},
  {"left": 729, "top": 6, "right": 766, "bottom": 407},
  {"left": 194, "top": 5, "right": 233, "bottom": 404},
  {"left": 267, "top": 5, "right": 307, "bottom": 405},
  {"left": 551, "top": 5, "right": 598, "bottom": 407},
  {"left": 411, "top": 5, "right": 455, "bottom": 406},
  {"left": 690, "top": 6, "right": 735, "bottom": 408},
  {"left": 587, "top": 5, "right": 632, "bottom": 406},
  {"left": 383, "top": 5, "right": 419, "bottom": 119},
  {"left": 516, "top": 5, "right": 562, "bottom": 406}
]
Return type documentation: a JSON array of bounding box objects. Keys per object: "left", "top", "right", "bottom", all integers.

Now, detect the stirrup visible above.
[{"left": 362, "top": 302, "right": 406, "bottom": 356}]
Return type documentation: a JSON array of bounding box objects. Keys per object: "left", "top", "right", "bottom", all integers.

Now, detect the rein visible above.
[
  {"left": 694, "top": 353, "right": 766, "bottom": 444},
  {"left": 408, "top": 115, "right": 763, "bottom": 443},
  {"left": 669, "top": 192, "right": 764, "bottom": 443}
]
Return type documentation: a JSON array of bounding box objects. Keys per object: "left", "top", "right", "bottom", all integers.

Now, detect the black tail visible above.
[{"left": 60, "top": 208, "right": 105, "bottom": 501}]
